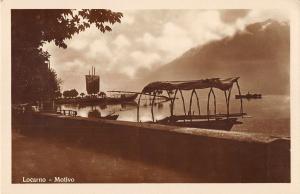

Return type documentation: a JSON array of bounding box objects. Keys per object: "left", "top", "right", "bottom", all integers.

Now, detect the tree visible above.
[
  {"left": 98, "top": 91, "right": 107, "bottom": 98},
  {"left": 80, "top": 92, "right": 85, "bottom": 98},
  {"left": 12, "top": 9, "right": 123, "bottom": 103},
  {"left": 63, "top": 89, "right": 79, "bottom": 98},
  {"left": 70, "top": 89, "right": 79, "bottom": 98},
  {"left": 62, "top": 90, "right": 67, "bottom": 98},
  {"left": 54, "top": 90, "right": 62, "bottom": 99}
]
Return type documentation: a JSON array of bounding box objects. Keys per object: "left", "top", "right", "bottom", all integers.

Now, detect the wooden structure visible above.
[
  {"left": 137, "top": 77, "right": 245, "bottom": 123},
  {"left": 107, "top": 90, "right": 170, "bottom": 101},
  {"left": 86, "top": 66, "right": 100, "bottom": 95}
]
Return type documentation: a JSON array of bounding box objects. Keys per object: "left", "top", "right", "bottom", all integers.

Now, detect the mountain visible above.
[{"left": 146, "top": 19, "right": 290, "bottom": 95}]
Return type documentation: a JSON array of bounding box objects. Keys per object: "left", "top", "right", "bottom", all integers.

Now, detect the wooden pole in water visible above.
[
  {"left": 170, "top": 89, "right": 178, "bottom": 117},
  {"left": 211, "top": 88, "right": 217, "bottom": 119},
  {"left": 189, "top": 89, "right": 201, "bottom": 117},
  {"left": 137, "top": 93, "right": 143, "bottom": 122},
  {"left": 179, "top": 89, "right": 186, "bottom": 117},
  {"left": 179, "top": 89, "right": 186, "bottom": 122},
  {"left": 236, "top": 81, "right": 244, "bottom": 116},
  {"left": 194, "top": 90, "right": 201, "bottom": 116},
  {"left": 189, "top": 90, "right": 194, "bottom": 120},
  {"left": 227, "top": 86, "right": 232, "bottom": 119},
  {"left": 207, "top": 88, "right": 212, "bottom": 121},
  {"left": 151, "top": 91, "right": 157, "bottom": 122}
]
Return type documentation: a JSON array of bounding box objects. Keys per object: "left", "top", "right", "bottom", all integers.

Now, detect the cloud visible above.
[
  {"left": 113, "top": 34, "right": 131, "bottom": 49},
  {"left": 42, "top": 9, "right": 289, "bottom": 92},
  {"left": 137, "top": 32, "right": 155, "bottom": 47},
  {"left": 122, "top": 14, "right": 135, "bottom": 25},
  {"left": 130, "top": 51, "right": 161, "bottom": 69},
  {"left": 137, "top": 22, "right": 193, "bottom": 61},
  {"left": 233, "top": 10, "right": 289, "bottom": 31},
  {"left": 219, "top": 10, "right": 250, "bottom": 23},
  {"left": 156, "top": 22, "right": 193, "bottom": 58},
  {"left": 87, "top": 39, "right": 112, "bottom": 59},
  {"left": 67, "top": 37, "right": 89, "bottom": 50},
  {"left": 149, "top": 19, "right": 290, "bottom": 94}
]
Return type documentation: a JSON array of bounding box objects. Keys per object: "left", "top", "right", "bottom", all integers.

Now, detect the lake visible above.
[{"left": 58, "top": 93, "right": 290, "bottom": 138}]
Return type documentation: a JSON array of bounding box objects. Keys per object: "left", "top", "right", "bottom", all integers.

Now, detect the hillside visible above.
[{"left": 146, "top": 19, "right": 290, "bottom": 95}]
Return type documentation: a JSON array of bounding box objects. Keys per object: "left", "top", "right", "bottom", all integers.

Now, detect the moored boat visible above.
[{"left": 235, "top": 93, "right": 262, "bottom": 99}]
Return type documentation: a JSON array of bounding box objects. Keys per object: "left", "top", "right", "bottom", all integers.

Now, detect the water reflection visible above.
[
  {"left": 157, "top": 103, "right": 164, "bottom": 109},
  {"left": 88, "top": 109, "right": 101, "bottom": 118},
  {"left": 57, "top": 95, "right": 290, "bottom": 137},
  {"left": 58, "top": 95, "right": 290, "bottom": 121}
]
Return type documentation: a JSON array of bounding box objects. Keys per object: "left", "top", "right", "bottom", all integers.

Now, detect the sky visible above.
[{"left": 42, "top": 9, "right": 289, "bottom": 93}]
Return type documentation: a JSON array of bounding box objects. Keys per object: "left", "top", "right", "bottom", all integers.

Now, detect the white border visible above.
[{"left": 1, "top": 0, "right": 300, "bottom": 194}]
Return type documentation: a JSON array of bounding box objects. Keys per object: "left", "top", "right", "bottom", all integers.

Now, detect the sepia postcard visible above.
[{"left": 1, "top": 0, "right": 300, "bottom": 194}]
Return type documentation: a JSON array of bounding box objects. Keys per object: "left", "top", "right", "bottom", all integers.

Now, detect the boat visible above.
[
  {"left": 87, "top": 109, "right": 119, "bottom": 120},
  {"left": 106, "top": 92, "right": 139, "bottom": 103},
  {"left": 157, "top": 117, "right": 242, "bottom": 131},
  {"left": 137, "top": 77, "right": 246, "bottom": 130},
  {"left": 104, "top": 114, "right": 119, "bottom": 120},
  {"left": 235, "top": 92, "right": 262, "bottom": 99},
  {"left": 56, "top": 67, "right": 138, "bottom": 105}
]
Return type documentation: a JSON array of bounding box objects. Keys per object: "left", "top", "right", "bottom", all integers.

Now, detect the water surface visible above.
[{"left": 58, "top": 94, "right": 290, "bottom": 137}]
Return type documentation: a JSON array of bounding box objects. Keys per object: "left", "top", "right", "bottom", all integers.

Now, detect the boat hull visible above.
[{"left": 235, "top": 94, "right": 262, "bottom": 99}]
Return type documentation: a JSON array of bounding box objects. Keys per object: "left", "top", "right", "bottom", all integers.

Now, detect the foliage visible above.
[
  {"left": 98, "top": 91, "right": 107, "bottom": 98},
  {"left": 63, "top": 89, "right": 79, "bottom": 98},
  {"left": 54, "top": 90, "right": 62, "bottom": 98},
  {"left": 12, "top": 9, "right": 123, "bottom": 103},
  {"left": 80, "top": 92, "right": 85, "bottom": 97}
]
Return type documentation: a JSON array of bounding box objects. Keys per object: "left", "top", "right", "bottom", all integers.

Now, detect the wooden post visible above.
[
  {"left": 194, "top": 90, "right": 201, "bottom": 116},
  {"left": 179, "top": 90, "right": 187, "bottom": 122},
  {"left": 211, "top": 88, "right": 217, "bottom": 119},
  {"left": 225, "top": 87, "right": 232, "bottom": 119},
  {"left": 136, "top": 93, "right": 143, "bottom": 122},
  {"left": 151, "top": 91, "right": 157, "bottom": 122},
  {"left": 207, "top": 88, "right": 212, "bottom": 121},
  {"left": 188, "top": 89, "right": 201, "bottom": 122},
  {"left": 170, "top": 89, "right": 178, "bottom": 117},
  {"left": 236, "top": 80, "right": 244, "bottom": 116},
  {"left": 188, "top": 89, "right": 194, "bottom": 121}
]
